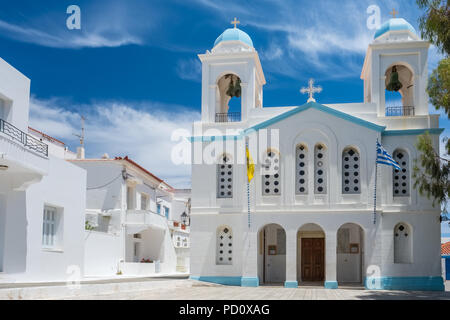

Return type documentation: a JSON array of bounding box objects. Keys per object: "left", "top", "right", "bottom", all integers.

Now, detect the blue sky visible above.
[{"left": 0, "top": 0, "right": 448, "bottom": 188}]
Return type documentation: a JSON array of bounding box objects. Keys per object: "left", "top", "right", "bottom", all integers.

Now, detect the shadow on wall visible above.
[{"left": 3, "top": 190, "right": 27, "bottom": 273}]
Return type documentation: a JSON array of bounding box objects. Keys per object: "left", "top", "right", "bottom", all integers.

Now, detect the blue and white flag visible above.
[{"left": 376, "top": 141, "right": 401, "bottom": 170}]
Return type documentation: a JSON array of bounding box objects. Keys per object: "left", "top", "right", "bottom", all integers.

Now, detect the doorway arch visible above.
[
  {"left": 258, "top": 224, "right": 286, "bottom": 285},
  {"left": 297, "top": 223, "right": 325, "bottom": 283},
  {"left": 336, "top": 223, "right": 364, "bottom": 284}
]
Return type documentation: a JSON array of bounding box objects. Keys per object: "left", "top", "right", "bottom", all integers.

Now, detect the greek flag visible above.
[{"left": 376, "top": 141, "right": 401, "bottom": 170}]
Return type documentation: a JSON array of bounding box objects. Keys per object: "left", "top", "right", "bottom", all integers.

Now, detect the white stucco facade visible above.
[
  {"left": 189, "top": 20, "right": 445, "bottom": 291},
  {"left": 0, "top": 57, "right": 87, "bottom": 282},
  {"left": 71, "top": 157, "right": 190, "bottom": 277}
]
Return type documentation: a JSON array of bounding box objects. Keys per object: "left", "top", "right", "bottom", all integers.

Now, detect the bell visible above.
[
  {"left": 234, "top": 78, "right": 241, "bottom": 98},
  {"left": 225, "top": 74, "right": 242, "bottom": 98},
  {"left": 386, "top": 66, "right": 403, "bottom": 92},
  {"left": 226, "top": 76, "right": 236, "bottom": 97}
]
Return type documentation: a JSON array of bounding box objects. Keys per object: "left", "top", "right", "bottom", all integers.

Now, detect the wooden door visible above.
[{"left": 301, "top": 238, "right": 324, "bottom": 281}]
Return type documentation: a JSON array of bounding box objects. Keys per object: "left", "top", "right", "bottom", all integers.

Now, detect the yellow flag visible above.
[{"left": 246, "top": 146, "right": 255, "bottom": 183}]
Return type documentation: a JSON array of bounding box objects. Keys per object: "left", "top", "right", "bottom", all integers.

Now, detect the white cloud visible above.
[
  {"left": 175, "top": 58, "right": 202, "bottom": 82},
  {"left": 29, "top": 97, "right": 200, "bottom": 188},
  {"left": 191, "top": 0, "right": 430, "bottom": 81},
  {"left": 260, "top": 43, "right": 283, "bottom": 61},
  {"left": 0, "top": 18, "right": 142, "bottom": 49}
]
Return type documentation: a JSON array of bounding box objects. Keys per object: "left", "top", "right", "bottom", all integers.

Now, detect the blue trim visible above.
[
  {"left": 382, "top": 128, "right": 444, "bottom": 136},
  {"left": 190, "top": 276, "right": 243, "bottom": 286},
  {"left": 324, "top": 281, "right": 338, "bottom": 289},
  {"left": 189, "top": 102, "right": 387, "bottom": 142},
  {"left": 241, "top": 277, "right": 259, "bottom": 287},
  {"left": 244, "top": 102, "right": 385, "bottom": 134},
  {"left": 364, "top": 276, "right": 444, "bottom": 291},
  {"left": 284, "top": 281, "right": 298, "bottom": 288}
]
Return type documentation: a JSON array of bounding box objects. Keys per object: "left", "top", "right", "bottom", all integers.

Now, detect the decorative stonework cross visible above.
[
  {"left": 231, "top": 17, "right": 240, "bottom": 28},
  {"left": 300, "top": 79, "right": 322, "bottom": 103},
  {"left": 390, "top": 8, "right": 398, "bottom": 18}
]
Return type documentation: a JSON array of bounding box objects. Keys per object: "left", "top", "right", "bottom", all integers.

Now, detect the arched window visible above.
[
  {"left": 262, "top": 150, "right": 281, "bottom": 196},
  {"left": 314, "top": 144, "right": 327, "bottom": 194},
  {"left": 295, "top": 144, "right": 308, "bottom": 195},
  {"left": 217, "top": 226, "right": 233, "bottom": 265},
  {"left": 217, "top": 154, "right": 233, "bottom": 198},
  {"left": 394, "top": 223, "right": 412, "bottom": 263},
  {"left": 342, "top": 148, "right": 361, "bottom": 194},
  {"left": 393, "top": 149, "right": 410, "bottom": 197}
]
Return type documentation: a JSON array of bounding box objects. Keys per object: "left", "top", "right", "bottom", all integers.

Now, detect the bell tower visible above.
[
  {"left": 198, "top": 19, "right": 266, "bottom": 123},
  {"left": 361, "top": 16, "right": 430, "bottom": 117}
]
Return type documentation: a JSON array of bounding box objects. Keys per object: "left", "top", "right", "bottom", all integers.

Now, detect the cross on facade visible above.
[
  {"left": 300, "top": 79, "right": 322, "bottom": 103},
  {"left": 390, "top": 8, "right": 398, "bottom": 18},
  {"left": 231, "top": 17, "right": 240, "bottom": 28}
]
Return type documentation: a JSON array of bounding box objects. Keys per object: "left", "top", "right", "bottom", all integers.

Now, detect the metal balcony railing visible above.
[
  {"left": 385, "top": 106, "right": 415, "bottom": 117},
  {"left": 0, "top": 118, "right": 48, "bottom": 157},
  {"left": 215, "top": 112, "right": 241, "bottom": 123}
]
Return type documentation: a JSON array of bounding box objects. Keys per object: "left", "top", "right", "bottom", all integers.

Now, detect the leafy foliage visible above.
[
  {"left": 85, "top": 220, "right": 94, "bottom": 231},
  {"left": 428, "top": 57, "right": 450, "bottom": 116},
  {"left": 412, "top": 1, "right": 449, "bottom": 211},
  {"left": 417, "top": 0, "right": 450, "bottom": 55},
  {"left": 412, "top": 133, "right": 449, "bottom": 209}
]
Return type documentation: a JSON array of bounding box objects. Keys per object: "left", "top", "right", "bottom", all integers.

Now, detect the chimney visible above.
[{"left": 76, "top": 146, "right": 85, "bottom": 159}]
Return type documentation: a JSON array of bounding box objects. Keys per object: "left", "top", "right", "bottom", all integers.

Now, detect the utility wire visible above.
[{"left": 87, "top": 173, "right": 122, "bottom": 190}]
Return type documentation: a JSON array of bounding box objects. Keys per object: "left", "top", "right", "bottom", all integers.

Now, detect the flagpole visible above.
[
  {"left": 246, "top": 138, "right": 251, "bottom": 229},
  {"left": 373, "top": 138, "right": 378, "bottom": 225}
]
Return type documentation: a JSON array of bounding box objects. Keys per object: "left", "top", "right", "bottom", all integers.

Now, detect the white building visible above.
[
  {"left": 71, "top": 156, "right": 189, "bottom": 277},
  {"left": 189, "top": 18, "right": 445, "bottom": 290},
  {"left": 169, "top": 189, "right": 191, "bottom": 272},
  {"left": 0, "top": 57, "right": 86, "bottom": 282}
]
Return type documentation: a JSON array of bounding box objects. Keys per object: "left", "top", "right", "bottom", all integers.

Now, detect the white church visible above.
[{"left": 189, "top": 16, "right": 445, "bottom": 290}]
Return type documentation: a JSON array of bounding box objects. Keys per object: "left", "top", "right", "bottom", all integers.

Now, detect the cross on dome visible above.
[
  {"left": 300, "top": 79, "right": 322, "bottom": 103},
  {"left": 231, "top": 17, "right": 240, "bottom": 28},
  {"left": 390, "top": 8, "right": 399, "bottom": 18}
]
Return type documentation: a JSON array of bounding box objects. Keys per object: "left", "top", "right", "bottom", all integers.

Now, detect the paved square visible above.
[{"left": 66, "top": 279, "right": 450, "bottom": 300}]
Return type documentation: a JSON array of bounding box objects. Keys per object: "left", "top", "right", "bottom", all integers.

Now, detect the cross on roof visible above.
[
  {"left": 390, "top": 8, "right": 398, "bottom": 18},
  {"left": 300, "top": 79, "right": 322, "bottom": 103},
  {"left": 231, "top": 17, "right": 240, "bottom": 28}
]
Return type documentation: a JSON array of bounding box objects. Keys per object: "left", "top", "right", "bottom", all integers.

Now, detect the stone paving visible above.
[{"left": 65, "top": 280, "right": 450, "bottom": 300}]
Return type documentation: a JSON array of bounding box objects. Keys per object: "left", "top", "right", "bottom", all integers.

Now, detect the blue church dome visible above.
[
  {"left": 214, "top": 28, "right": 254, "bottom": 48},
  {"left": 374, "top": 18, "right": 416, "bottom": 39}
]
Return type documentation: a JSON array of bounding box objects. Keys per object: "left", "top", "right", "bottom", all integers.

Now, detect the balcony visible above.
[
  {"left": 385, "top": 106, "right": 415, "bottom": 117},
  {"left": 125, "top": 209, "right": 168, "bottom": 234},
  {"left": 0, "top": 118, "right": 48, "bottom": 157},
  {"left": 215, "top": 112, "right": 241, "bottom": 123}
]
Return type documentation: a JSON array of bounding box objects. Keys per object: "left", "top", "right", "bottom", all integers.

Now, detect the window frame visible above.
[
  {"left": 342, "top": 147, "right": 361, "bottom": 195},
  {"left": 42, "top": 205, "right": 63, "bottom": 250}
]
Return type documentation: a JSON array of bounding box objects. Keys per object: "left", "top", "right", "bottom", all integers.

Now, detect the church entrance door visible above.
[
  {"left": 258, "top": 224, "right": 286, "bottom": 285},
  {"left": 301, "top": 238, "right": 324, "bottom": 282}
]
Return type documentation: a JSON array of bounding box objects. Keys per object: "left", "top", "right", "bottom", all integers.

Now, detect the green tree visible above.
[
  {"left": 412, "top": 132, "right": 449, "bottom": 208},
  {"left": 413, "top": 0, "right": 449, "bottom": 210}
]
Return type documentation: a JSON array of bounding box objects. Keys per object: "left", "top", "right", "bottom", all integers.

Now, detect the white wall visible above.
[
  {"left": 84, "top": 231, "right": 121, "bottom": 276},
  {"left": 0, "top": 57, "right": 30, "bottom": 131},
  {"left": 0, "top": 156, "right": 86, "bottom": 281},
  {"left": 74, "top": 162, "right": 123, "bottom": 211},
  {"left": 22, "top": 156, "right": 86, "bottom": 281}
]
